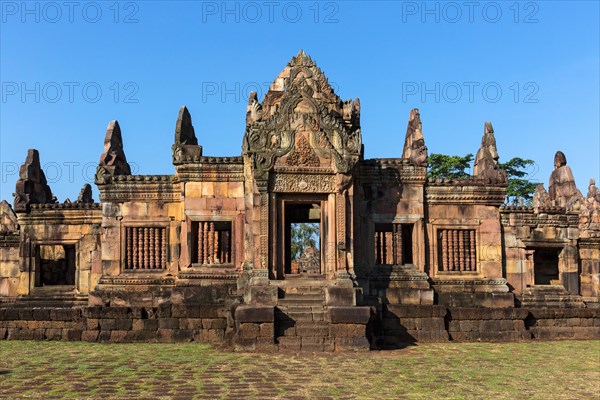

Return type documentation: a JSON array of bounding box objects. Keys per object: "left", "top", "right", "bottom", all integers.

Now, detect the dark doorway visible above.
[
  {"left": 533, "top": 248, "right": 560, "bottom": 285},
  {"left": 36, "top": 245, "right": 76, "bottom": 287},
  {"left": 285, "top": 203, "right": 321, "bottom": 275}
]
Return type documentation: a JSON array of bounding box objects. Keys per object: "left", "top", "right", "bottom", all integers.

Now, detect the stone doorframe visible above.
[{"left": 273, "top": 194, "right": 330, "bottom": 280}]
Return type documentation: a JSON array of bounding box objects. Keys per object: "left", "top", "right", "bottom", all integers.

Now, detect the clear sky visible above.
[{"left": 1, "top": 0, "right": 599, "bottom": 202}]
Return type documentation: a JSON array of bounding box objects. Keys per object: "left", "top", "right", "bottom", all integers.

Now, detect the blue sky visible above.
[{"left": 1, "top": 1, "right": 599, "bottom": 202}]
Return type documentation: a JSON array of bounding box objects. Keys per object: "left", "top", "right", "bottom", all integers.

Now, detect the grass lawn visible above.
[{"left": 1, "top": 340, "right": 599, "bottom": 399}]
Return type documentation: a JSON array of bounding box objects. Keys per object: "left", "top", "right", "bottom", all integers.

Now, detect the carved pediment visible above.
[{"left": 243, "top": 51, "right": 362, "bottom": 184}]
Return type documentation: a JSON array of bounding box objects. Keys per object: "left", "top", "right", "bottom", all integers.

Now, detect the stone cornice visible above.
[
  {"left": 500, "top": 211, "right": 579, "bottom": 227},
  {"left": 175, "top": 161, "right": 244, "bottom": 182},
  {"left": 98, "top": 276, "right": 176, "bottom": 285},
  {"left": 98, "top": 175, "right": 182, "bottom": 202},
  {"left": 359, "top": 158, "right": 427, "bottom": 184},
  {"left": 426, "top": 184, "right": 506, "bottom": 205},
  {"left": 17, "top": 207, "right": 102, "bottom": 225}
]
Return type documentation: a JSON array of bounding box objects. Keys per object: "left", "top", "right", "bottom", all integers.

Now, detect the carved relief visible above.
[
  {"left": 286, "top": 135, "right": 320, "bottom": 167},
  {"left": 402, "top": 109, "right": 428, "bottom": 167},
  {"left": 270, "top": 174, "right": 335, "bottom": 193},
  {"left": 243, "top": 51, "right": 362, "bottom": 185}
]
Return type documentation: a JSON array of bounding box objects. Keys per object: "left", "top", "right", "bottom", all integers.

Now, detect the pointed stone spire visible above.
[
  {"left": 95, "top": 120, "right": 131, "bottom": 184},
  {"left": 0, "top": 200, "right": 19, "bottom": 232},
  {"left": 548, "top": 151, "right": 583, "bottom": 209},
  {"left": 172, "top": 106, "right": 202, "bottom": 164},
  {"left": 474, "top": 121, "right": 505, "bottom": 182},
  {"left": 75, "top": 183, "right": 94, "bottom": 204},
  {"left": 402, "top": 108, "right": 428, "bottom": 167},
  {"left": 14, "top": 149, "right": 56, "bottom": 212},
  {"left": 174, "top": 106, "right": 198, "bottom": 146}
]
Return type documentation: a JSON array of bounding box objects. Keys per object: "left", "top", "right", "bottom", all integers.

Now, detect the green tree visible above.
[
  {"left": 427, "top": 153, "right": 538, "bottom": 205},
  {"left": 290, "top": 223, "right": 319, "bottom": 260},
  {"left": 427, "top": 153, "right": 474, "bottom": 179},
  {"left": 499, "top": 157, "right": 538, "bottom": 205}
]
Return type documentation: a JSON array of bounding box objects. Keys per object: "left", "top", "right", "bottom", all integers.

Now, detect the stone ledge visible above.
[{"left": 235, "top": 305, "right": 274, "bottom": 323}]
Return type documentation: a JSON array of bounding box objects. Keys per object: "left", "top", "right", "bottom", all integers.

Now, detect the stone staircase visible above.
[
  {"left": 5, "top": 287, "right": 89, "bottom": 308},
  {"left": 519, "top": 285, "right": 585, "bottom": 308},
  {"left": 274, "top": 278, "right": 333, "bottom": 351}
]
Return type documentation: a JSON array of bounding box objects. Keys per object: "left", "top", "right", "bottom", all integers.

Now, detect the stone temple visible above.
[{"left": 1, "top": 51, "right": 599, "bottom": 350}]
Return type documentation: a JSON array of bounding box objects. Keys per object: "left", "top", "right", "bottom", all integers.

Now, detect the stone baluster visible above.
[
  {"left": 131, "top": 227, "right": 137, "bottom": 269},
  {"left": 142, "top": 228, "right": 149, "bottom": 269},
  {"left": 208, "top": 222, "right": 214, "bottom": 264},
  {"left": 197, "top": 223, "right": 203, "bottom": 264},
  {"left": 453, "top": 230, "right": 460, "bottom": 271},
  {"left": 138, "top": 227, "right": 144, "bottom": 269},
  {"left": 203, "top": 222, "right": 209, "bottom": 264},
  {"left": 448, "top": 230, "right": 455, "bottom": 271},
  {"left": 126, "top": 227, "right": 132, "bottom": 269},
  {"left": 464, "top": 231, "right": 470, "bottom": 271},
  {"left": 214, "top": 227, "right": 220, "bottom": 264},
  {"left": 458, "top": 230, "right": 464, "bottom": 271},
  {"left": 374, "top": 232, "right": 378, "bottom": 264},
  {"left": 149, "top": 227, "right": 155, "bottom": 268},
  {"left": 396, "top": 224, "right": 403, "bottom": 266},
  {"left": 161, "top": 228, "right": 167, "bottom": 269},
  {"left": 441, "top": 230, "right": 448, "bottom": 271},
  {"left": 384, "top": 231, "right": 392, "bottom": 264},
  {"left": 470, "top": 231, "right": 476, "bottom": 271},
  {"left": 154, "top": 228, "right": 160, "bottom": 268}
]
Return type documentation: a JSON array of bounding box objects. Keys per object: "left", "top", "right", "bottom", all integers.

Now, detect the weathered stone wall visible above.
[
  {"left": 579, "top": 239, "right": 600, "bottom": 301},
  {"left": 0, "top": 233, "right": 20, "bottom": 297},
  {"left": 376, "top": 305, "right": 448, "bottom": 348},
  {"left": 527, "top": 308, "right": 600, "bottom": 340},
  {"left": 446, "top": 308, "right": 531, "bottom": 341},
  {"left": 374, "top": 306, "right": 600, "bottom": 348},
  {"left": 2, "top": 305, "right": 599, "bottom": 348},
  {"left": 0, "top": 304, "right": 230, "bottom": 344}
]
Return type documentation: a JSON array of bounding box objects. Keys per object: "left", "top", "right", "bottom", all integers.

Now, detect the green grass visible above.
[{"left": 1, "top": 340, "right": 599, "bottom": 399}]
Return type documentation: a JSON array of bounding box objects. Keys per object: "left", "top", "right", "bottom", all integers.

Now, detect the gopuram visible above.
[{"left": 1, "top": 51, "right": 598, "bottom": 350}]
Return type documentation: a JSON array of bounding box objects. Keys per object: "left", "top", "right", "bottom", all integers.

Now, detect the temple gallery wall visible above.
[{"left": 1, "top": 51, "right": 599, "bottom": 351}]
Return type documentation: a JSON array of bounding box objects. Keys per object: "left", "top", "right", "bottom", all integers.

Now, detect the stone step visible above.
[
  {"left": 278, "top": 298, "right": 325, "bottom": 307},
  {"left": 281, "top": 292, "right": 325, "bottom": 299},
  {"left": 284, "top": 311, "right": 325, "bottom": 322},
  {"left": 276, "top": 322, "right": 330, "bottom": 338},
  {"left": 279, "top": 304, "right": 325, "bottom": 314}
]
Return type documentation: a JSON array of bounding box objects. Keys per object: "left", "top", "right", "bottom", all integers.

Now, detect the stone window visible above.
[
  {"left": 191, "top": 221, "right": 232, "bottom": 265},
  {"left": 437, "top": 229, "right": 476, "bottom": 272},
  {"left": 374, "top": 223, "right": 413, "bottom": 265},
  {"left": 124, "top": 227, "right": 167, "bottom": 270},
  {"left": 533, "top": 247, "right": 560, "bottom": 285},
  {"left": 36, "top": 244, "right": 76, "bottom": 286}
]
